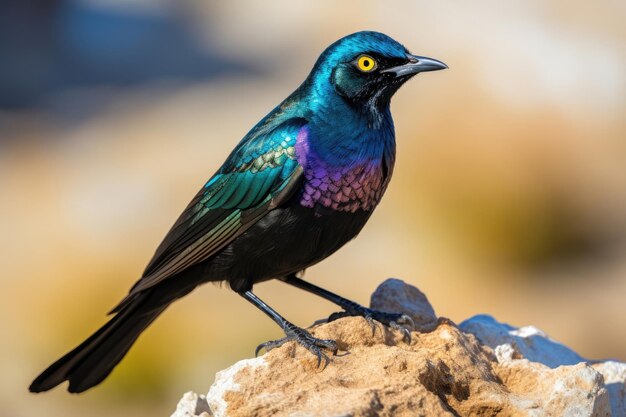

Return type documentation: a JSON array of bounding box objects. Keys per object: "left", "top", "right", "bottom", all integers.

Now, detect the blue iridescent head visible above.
[{"left": 306, "top": 31, "right": 447, "bottom": 123}]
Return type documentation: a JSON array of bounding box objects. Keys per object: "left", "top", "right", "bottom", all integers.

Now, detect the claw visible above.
[
  {"left": 364, "top": 314, "right": 381, "bottom": 336},
  {"left": 398, "top": 314, "right": 415, "bottom": 332},
  {"left": 393, "top": 314, "right": 415, "bottom": 344},
  {"left": 255, "top": 345, "right": 263, "bottom": 357},
  {"left": 314, "top": 348, "right": 331, "bottom": 369},
  {"left": 255, "top": 337, "right": 289, "bottom": 356},
  {"left": 389, "top": 321, "right": 412, "bottom": 344},
  {"left": 306, "top": 337, "right": 336, "bottom": 369},
  {"left": 255, "top": 327, "right": 337, "bottom": 367}
]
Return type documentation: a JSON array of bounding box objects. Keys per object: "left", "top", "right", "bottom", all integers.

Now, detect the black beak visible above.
[{"left": 383, "top": 54, "right": 448, "bottom": 77}]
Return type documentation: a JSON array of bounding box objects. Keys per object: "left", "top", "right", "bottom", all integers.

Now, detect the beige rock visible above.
[
  {"left": 197, "top": 318, "right": 615, "bottom": 417},
  {"left": 172, "top": 280, "right": 625, "bottom": 417},
  {"left": 495, "top": 359, "right": 610, "bottom": 416},
  {"left": 171, "top": 391, "right": 212, "bottom": 417},
  {"left": 592, "top": 361, "right": 626, "bottom": 417}
]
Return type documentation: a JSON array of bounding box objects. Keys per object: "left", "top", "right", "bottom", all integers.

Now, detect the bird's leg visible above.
[
  {"left": 240, "top": 290, "right": 337, "bottom": 367},
  {"left": 281, "top": 274, "right": 414, "bottom": 343}
]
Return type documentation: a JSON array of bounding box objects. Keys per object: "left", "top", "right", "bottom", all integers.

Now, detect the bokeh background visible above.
[{"left": 1, "top": 1, "right": 625, "bottom": 416}]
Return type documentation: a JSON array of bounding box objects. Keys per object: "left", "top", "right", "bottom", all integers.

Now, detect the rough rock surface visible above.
[
  {"left": 459, "top": 314, "right": 626, "bottom": 416},
  {"left": 459, "top": 314, "right": 586, "bottom": 367},
  {"left": 171, "top": 391, "right": 211, "bottom": 417},
  {"left": 171, "top": 279, "right": 625, "bottom": 417}
]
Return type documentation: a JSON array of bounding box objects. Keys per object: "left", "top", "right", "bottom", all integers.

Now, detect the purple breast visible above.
[{"left": 295, "top": 127, "right": 388, "bottom": 213}]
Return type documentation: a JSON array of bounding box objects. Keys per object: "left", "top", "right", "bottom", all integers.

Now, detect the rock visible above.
[
  {"left": 172, "top": 280, "right": 626, "bottom": 417},
  {"left": 171, "top": 391, "right": 212, "bottom": 417},
  {"left": 459, "top": 314, "right": 626, "bottom": 416},
  {"left": 370, "top": 278, "right": 438, "bottom": 332},
  {"left": 205, "top": 357, "right": 267, "bottom": 417},
  {"left": 494, "top": 360, "right": 611, "bottom": 416},
  {"left": 459, "top": 314, "right": 586, "bottom": 367},
  {"left": 592, "top": 361, "right": 626, "bottom": 417}
]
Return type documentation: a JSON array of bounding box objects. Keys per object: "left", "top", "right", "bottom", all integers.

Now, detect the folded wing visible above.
[{"left": 111, "top": 119, "right": 306, "bottom": 312}]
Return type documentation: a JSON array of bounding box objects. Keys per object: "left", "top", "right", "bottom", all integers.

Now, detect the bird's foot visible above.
[
  {"left": 327, "top": 305, "right": 415, "bottom": 343},
  {"left": 255, "top": 322, "right": 337, "bottom": 368}
]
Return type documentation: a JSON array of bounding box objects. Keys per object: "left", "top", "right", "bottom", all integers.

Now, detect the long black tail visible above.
[{"left": 29, "top": 290, "right": 168, "bottom": 393}]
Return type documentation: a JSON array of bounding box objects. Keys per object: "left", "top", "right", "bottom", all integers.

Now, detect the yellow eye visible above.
[{"left": 356, "top": 55, "right": 377, "bottom": 72}]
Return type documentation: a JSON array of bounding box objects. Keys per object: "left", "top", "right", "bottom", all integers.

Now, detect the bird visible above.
[{"left": 29, "top": 31, "right": 447, "bottom": 394}]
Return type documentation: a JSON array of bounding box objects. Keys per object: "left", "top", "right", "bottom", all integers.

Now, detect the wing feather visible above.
[{"left": 111, "top": 119, "right": 306, "bottom": 310}]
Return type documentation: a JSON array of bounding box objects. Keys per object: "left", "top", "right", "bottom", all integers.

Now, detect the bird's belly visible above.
[{"left": 207, "top": 202, "right": 373, "bottom": 292}]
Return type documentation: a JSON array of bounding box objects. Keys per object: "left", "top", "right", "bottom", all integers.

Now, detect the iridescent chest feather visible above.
[{"left": 295, "top": 126, "right": 391, "bottom": 213}]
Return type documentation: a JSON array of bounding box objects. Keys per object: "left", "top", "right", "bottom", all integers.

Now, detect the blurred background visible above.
[{"left": 1, "top": 0, "right": 625, "bottom": 415}]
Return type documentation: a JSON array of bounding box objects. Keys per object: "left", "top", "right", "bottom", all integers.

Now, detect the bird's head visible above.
[{"left": 306, "top": 31, "right": 447, "bottom": 126}]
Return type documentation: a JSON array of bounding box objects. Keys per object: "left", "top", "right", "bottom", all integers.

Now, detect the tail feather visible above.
[{"left": 29, "top": 292, "right": 166, "bottom": 393}]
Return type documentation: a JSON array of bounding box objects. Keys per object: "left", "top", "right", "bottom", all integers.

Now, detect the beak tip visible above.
[{"left": 424, "top": 58, "right": 448, "bottom": 72}]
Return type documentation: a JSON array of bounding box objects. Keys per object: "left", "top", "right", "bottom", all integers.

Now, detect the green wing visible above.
[{"left": 113, "top": 119, "right": 305, "bottom": 309}]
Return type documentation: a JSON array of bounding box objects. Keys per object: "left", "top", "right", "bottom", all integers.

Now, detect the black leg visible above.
[
  {"left": 240, "top": 290, "right": 337, "bottom": 367},
  {"left": 281, "top": 274, "right": 414, "bottom": 342}
]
